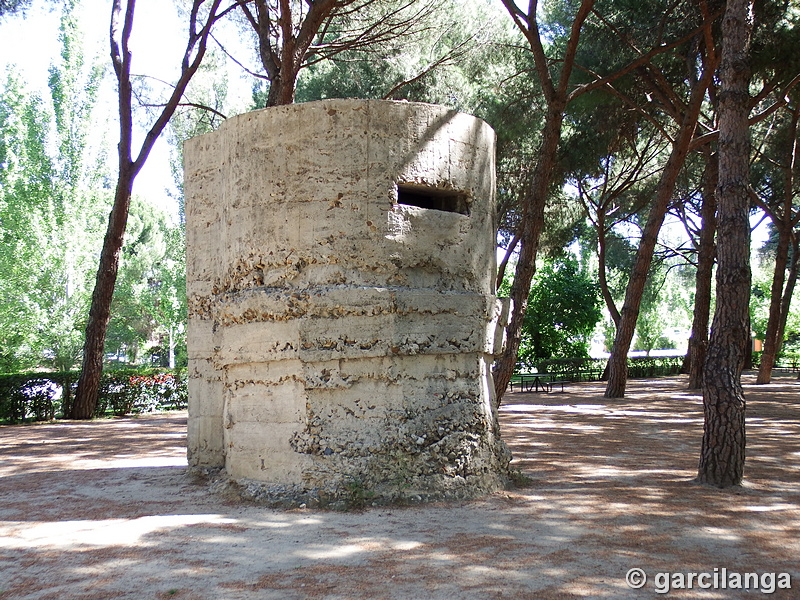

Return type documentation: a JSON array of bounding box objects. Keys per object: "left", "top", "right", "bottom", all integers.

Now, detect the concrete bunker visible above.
[{"left": 185, "top": 99, "right": 510, "bottom": 506}]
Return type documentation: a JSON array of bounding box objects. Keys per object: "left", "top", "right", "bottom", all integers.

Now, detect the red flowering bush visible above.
[{"left": 97, "top": 369, "right": 187, "bottom": 416}]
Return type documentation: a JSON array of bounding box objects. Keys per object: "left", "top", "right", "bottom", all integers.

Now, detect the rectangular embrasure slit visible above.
[{"left": 396, "top": 183, "right": 470, "bottom": 216}]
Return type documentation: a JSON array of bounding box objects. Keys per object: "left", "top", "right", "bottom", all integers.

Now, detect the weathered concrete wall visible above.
[{"left": 185, "top": 99, "right": 509, "bottom": 506}]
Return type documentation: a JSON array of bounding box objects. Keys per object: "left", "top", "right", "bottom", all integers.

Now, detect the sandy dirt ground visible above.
[{"left": 1, "top": 372, "right": 799, "bottom": 600}]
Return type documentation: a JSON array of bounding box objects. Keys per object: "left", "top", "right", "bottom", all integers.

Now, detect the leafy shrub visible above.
[
  {"left": 518, "top": 257, "right": 603, "bottom": 363},
  {"left": 0, "top": 372, "right": 74, "bottom": 424},
  {"left": 626, "top": 356, "right": 684, "bottom": 378},
  {"left": 0, "top": 368, "right": 187, "bottom": 424},
  {"left": 96, "top": 369, "right": 188, "bottom": 416}
]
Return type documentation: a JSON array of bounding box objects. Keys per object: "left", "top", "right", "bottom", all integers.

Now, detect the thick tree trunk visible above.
[
  {"left": 687, "top": 150, "right": 718, "bottom": 389},
  {"left": 697, "top": 0, "right": 753, "bottom": 488},
  {"left": 267, "top": 82, "right": 292, "bottom": 105},
  {"left": 494, "top": 103, "right": 565, "bottom": 401},
  {"left": 266, "top": 70, "right": 297, "bottom": 106},
  {"left": 603, "top": 78, "right": 710, "bottom": 398},
  {"left": 699, "top": 345, "right": 747, "bottom": 486},
  {"left": 71, "top": 173, "right": 134, "bottom": 418}
]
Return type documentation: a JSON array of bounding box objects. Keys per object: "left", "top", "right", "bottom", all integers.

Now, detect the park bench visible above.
[
  {"left": 509, "top": 372, "right": 554, "bottom": 393},
  {"left": 508, "top": 360, "right": 605, "bottom": 395}
]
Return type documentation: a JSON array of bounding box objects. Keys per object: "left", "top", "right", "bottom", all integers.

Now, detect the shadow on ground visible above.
[{"left": 0, "top": 373, "right": 798, "bottom": 599}]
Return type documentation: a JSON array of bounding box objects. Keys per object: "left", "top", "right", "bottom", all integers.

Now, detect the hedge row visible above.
[
  {"left": 625, "top": 355, "right": 685, "bottom": 378},
  {"left": 1, "top": 356, "right": 688, "bottom": 424},
  {"left": 533, "top": 355, "right": 685, "bottom": 381},
  {"left": 0, "top": 368, "right": 188, "bottom": 424}
]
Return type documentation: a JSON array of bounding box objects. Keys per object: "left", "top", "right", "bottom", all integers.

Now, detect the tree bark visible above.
[
  {"left": 493, "top": 102, "right": 566, "bottom": 398},
  {"left": 756, "top": 104, "right": 799, "bottom": 383},
  {"left": 697, "top": 0, "right": 753, "bottom": 488},
  {"left": 604, "top": 58, "right": 715, "bottom": 398},
  {"left": 71, "top": 172, "right": 135, "bottom": 418},
  {"left": 242, "top": 0, "right": 340, "bottom": 107},
  {"left": 71, "top": 0, "right": 223, "bottom": 418},
  {"left": 756, "top": 218, "right": 791, "bottom": 383},
  {"left": 596, "top": 209, "right": 621, "bottom": 328},
  {"left": 777, "top": 233, "right": 800, "bottom": 358},
  {"left": 687, "top": 149, "right": 718, "bottom": 389},
  {"left": 493, "top": 0, "right": 595, "bottom": 402}
]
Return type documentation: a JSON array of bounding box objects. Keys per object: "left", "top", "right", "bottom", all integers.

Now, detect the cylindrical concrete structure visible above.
[{"left": 185, "top": 99, "right": 509, "bottom": 506}]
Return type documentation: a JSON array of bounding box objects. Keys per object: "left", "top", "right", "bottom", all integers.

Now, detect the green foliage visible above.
[
  {"left": 751, "top": 0, "right": 800, "bottom": 89},
  {"left": 0, "top": 368, "right": 187, "bottom": 424},
  {"left": 294, "top": 0, "right": 516, "bottom": 112},
  {"left": 0, "top": 0, "right": 60, "bottom": 19},
  {"left": 97, "top": 369, "right": 188, "bottom": 417},
  {"left": 517, "top": 257, "right": 603, "bottom": 365},
  {"left": 534, "top": 357, "right": 607, "bottom": 379},
  {"left": 107, "top": 198, "right": 187, "bottom": 367},
  {"left": 632, "top": 257, "right": 693, "bottom": 355},
  {"left": 1, "top": 4, "right": 186, "bottom": 373},
  {"left": 634, "top": 268, "right": 670, "bottom": 354},
  {"left": 626, "top": 355, "right": 684, "bottom": 378},
  {"left": 0, "top": 373, "right": 67, "bottom": 423},
  {"left": 778, "top": 287, "right": 800, "bottom": 357},
  {"left": 750, "top": 272, "right": 771, "bottom": 342},
  {"left": 0, "top": 76, "right": 53, "bottom": 370},
  {"left": 342, "top": 477, "right": 375, "bottom": 510},
  {"left": 0, "top": 3, "right": 109, "bottom": 372}
]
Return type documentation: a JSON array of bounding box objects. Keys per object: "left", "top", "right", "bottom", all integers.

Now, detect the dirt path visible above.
[{"left": 1, "top": 373, "right": 798, "bottom": 599}]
